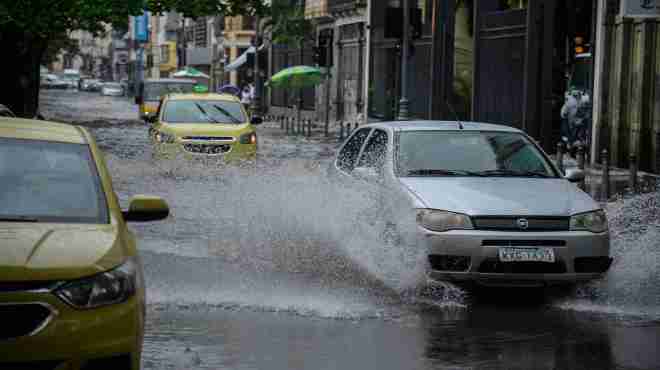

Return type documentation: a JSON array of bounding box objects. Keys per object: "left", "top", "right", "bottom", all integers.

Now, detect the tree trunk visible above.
[{"left": 0, "top": 29, "right": 47, "bottom": 118}]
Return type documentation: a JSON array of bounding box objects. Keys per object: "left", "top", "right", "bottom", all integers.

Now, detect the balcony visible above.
[{"left": 327, "top": 0, "right": 366, "bottom": 14}]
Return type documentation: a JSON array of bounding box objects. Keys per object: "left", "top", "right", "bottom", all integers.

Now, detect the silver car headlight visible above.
[
  {"left": 416, "top": 209, "right": 474, "bottom": 232},
  {"left": 55, "top": 259, "right": 137, "bottom": 309},
  {"left": 570, "top": 210, "right": 608, "bottom": 233}
]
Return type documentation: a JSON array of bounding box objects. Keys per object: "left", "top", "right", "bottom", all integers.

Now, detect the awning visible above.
[{"left": 225, "top": 45, "right": 266, "bottom": 72}]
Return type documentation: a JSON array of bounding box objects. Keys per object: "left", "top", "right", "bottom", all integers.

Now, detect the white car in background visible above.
[{"left": 101, "top": 82, "right": 125, "bottom": 97}]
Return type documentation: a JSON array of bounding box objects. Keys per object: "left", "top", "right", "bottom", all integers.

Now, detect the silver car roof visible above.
[{"left": 362, "top": 120, "right": 524, "bottom": 133}]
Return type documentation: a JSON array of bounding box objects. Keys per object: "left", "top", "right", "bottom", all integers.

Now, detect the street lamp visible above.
[
  {"left": 397, "top": 0, "right": 411, "bottom": 120},
  {"left": 251, "top": 14, "right": 262, "bottom": 116}
]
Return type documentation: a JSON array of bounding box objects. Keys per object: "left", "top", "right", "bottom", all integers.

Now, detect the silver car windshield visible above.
[
  {"left": 0, "top": 138, "right": 108, "bottom": 223},
  {"left": 396, "top": 131, "right": 557, "bottom": 178}
]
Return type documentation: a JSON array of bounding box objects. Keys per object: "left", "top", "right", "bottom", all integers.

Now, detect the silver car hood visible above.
[{"left": 398, "top": 177, "right": 599, "bottom": 216}]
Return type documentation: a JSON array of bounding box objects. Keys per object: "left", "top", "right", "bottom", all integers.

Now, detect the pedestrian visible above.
[{"left": 241, "top": 85, "right": 252, "bottom": 106}]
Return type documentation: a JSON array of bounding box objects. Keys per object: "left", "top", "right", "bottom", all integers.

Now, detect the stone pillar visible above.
[
  {"left": 590, "top": 0, "right": 619, "bottom": 166},
  {"left": 609, "top": 17, "right": 634, "bottom": 168}
]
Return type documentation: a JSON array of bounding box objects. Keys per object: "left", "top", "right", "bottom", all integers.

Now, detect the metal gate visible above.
[
  {"left": 472, "top": 8, "right": 528, "bottom": 129},
  {"left": 337, "top": 23, "right": 365, "bottom": 121}
]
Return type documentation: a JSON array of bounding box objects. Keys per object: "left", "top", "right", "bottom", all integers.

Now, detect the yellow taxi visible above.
[
  {"left": 135, "top": 78, "right": 196, "bottom": 120},
  {"left": 0, "top": 117, "right": 169, "bottom": 369},
  {"left": 147, "top": 89, "right": 262, "bottom": 162}
]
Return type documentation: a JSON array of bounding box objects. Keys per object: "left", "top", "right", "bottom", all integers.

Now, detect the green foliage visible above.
[
  {"left": 268, "top": 2, "right": 310, "bottom": 46},
  {"left": 0, "top": 0, "right": 143, "bottom": 40},
  {"left": 145, "top": 0, "right": 270, "bottom": 18}
]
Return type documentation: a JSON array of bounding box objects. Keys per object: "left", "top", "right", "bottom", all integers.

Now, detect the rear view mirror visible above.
[
  {"left": 122, "top": 195, "right": 169, "bottom": 222},
  {"left": 565, "top": 168, "right": 585, "bottom": 183},
  {"left": 251, "top": 116, "right": 263, "bottom": 125}
]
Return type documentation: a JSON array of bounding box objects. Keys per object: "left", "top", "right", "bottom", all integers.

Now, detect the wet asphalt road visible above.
[{"left": 40, "top": 90, "right": 660, "bottom": 370}]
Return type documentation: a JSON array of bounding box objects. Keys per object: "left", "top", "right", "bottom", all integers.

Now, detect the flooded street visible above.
[{"left": 41, "top": 90, "right": 660, "bottom": 369}]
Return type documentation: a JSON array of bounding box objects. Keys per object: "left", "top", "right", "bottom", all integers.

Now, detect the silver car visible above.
[
  {"left": 329, "top": 121, "right": 612, "bottom": 288},
  {"left": 101, "top": 82, "right": 125, "bottom": 96}
]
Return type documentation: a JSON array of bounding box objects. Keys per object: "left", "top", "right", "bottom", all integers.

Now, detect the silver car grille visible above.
[{"left": 472, "top": 217, "right": 570, "bottom": 231}]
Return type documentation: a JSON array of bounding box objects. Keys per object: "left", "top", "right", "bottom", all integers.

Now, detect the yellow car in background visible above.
[
  {"left": 135, "top": 78, "right": 197, "bottom": 120},
  {"left": 0, "top": 117, "right": 169, "bottom": 370},
  {"left": 148, "top": 92, "right": 262, "bottom": 162}
]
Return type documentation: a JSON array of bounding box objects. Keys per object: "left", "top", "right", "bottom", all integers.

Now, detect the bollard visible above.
[
  {"left": 307, "top": 120, "right": 312, "bottom": 137},
  {"left": 280, "top": 116, "right": 284, "bottom": 130},
  {"left": 556, "top": 142, "right": 565, "bottom": 175},
  {"left": 629, "top": 153, "right": 638, "bottom": 194},
  {"left": 577, "top": 143, "right": 586, "bottom": 190},
  {"left": 602, "top": 149, "right": 610, "bottom": 201},
  {"left": 339, "top": 121, "right": 345, "bottom": 140},
  {"left": 286, "top": 117, "right": 290, "bottom": 135}
]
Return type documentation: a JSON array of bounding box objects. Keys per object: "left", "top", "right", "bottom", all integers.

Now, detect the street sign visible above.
[
  {"left": 621, "top": 0, "right": 660, "bottom": 18},
  {"left": 134, "top": 11, "right": 150, "bottom": 42}
]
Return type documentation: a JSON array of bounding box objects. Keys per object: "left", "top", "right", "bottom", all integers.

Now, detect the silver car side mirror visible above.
[{"left": 565, "top": 168, "right": 585, "bottom": 183}]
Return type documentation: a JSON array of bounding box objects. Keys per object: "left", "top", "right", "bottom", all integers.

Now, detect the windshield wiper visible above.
[
  {"left": 194, "top": 103, "right": 220, "bottom": 124},
  {"left": 406, "top": 169, "right": 485, "bottom": 177},
  {"left": 477, "top": 169, "right": 553, "bottom": 178},
  {"left": 210, "top": 105, "right": 242, "bottom": 124},
  {"left": 0, "top": 216, "right": 39, "bottom": 222}
]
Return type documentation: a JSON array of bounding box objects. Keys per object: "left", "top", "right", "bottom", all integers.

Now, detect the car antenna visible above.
[{"left": 446, "top": 100, "right": 464, "bottom": 130}]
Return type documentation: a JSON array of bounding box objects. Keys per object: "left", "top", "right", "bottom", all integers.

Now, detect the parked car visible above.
[
  {"left": 0, "top": 116, "right": 169, "bottom": 369},
  {"left": 41, "top": 74, "right": 68, "bottom": 90},
  {"left": 0, "top": 104, "right": 15, "bottom": 117},
  {"left": 148, "top": 91, "right": 261, "bottom": 162},
  {"left": 328, "top": 121, "right": 612, "bottom": 288},
  {"left": 81, "top": 78, "right": 102, "bottom": 92},
  {"left": 101, "top": 82, "right": 124, "bottom": 96}
]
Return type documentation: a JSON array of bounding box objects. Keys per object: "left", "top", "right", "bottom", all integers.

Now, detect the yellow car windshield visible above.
[
  {"left": 162, "top": 100, "right": 246, "bottom": 124},
  {"left": 0, "top": 138, "right": 108, "bottom": 223}
]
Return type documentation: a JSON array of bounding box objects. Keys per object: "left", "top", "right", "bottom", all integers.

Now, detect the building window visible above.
[
  {"left": 194, "top": 19, "right": 208, "bottom": 47},
  {"left": 161, "top": 44, "right": 170, "bottom": 64}
]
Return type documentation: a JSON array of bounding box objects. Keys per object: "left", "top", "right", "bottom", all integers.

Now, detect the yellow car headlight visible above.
[
  {"left": 155, "top": 132, "right": 176, "bottom": 144},
  {"left": 239, "top": 131, "right": 257, "bottom": 145},
  {"left": 570, "top": 210, "right": 608, "bottom": 233},
  {"left": 416, "top": 209, "right": 474, "bottom": 232},
  {"left": 55, "top": 259, "right": 137, "bottom": 309}
]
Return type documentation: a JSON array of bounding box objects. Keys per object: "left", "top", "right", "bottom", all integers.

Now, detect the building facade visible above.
[{"left": 591, "top": 0, "right": 660, "bottom": 172}]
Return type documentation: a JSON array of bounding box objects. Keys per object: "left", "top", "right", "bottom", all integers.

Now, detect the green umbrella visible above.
[
  {"left": 267, "top": 66, "right": 324, "bottom": 89},
  {"left": 173, "top": 67, "right": 210, "bottom": 79}
]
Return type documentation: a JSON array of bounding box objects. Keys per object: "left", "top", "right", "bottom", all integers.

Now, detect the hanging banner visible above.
[
  {"left": 621, "top": 0, "right": 660, "bottom": 17},
  {"left": 134, "top": 11, "right": 150, "bottom": 42}
]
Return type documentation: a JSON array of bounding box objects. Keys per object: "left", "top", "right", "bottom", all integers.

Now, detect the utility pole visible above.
[
  {"left": 397, "top": 0, "right": 410, "bottom": 120},
  {"left": 252, "top": 14, "right": 262, "bottom": 116}
]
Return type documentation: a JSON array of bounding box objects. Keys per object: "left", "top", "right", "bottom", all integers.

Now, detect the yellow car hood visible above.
[
  {"left": 0, "top": 223, "right": 126, "bottom": 281},
  {"left": 165, "top": 123, "right": 250, "bottom": 138}
]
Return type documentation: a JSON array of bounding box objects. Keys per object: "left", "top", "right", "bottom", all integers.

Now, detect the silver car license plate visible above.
[{"left": 498, "top": 247, "right": 555, "bottom": 263}]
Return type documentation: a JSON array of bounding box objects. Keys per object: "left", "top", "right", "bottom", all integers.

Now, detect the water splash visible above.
[
  {"left": 106, "top": 153, "right": 465, "bottom": 319},
  {"left": 556, "top": 188, "right": 660, "bottom": 319}
]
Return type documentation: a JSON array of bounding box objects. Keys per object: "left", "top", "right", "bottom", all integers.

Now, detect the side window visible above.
[
  {"left": 357, "top": 129, "right": 389, "bottom": 170},
  {"left": 336, "top": 129, "right": 371, "bottom": 172}
]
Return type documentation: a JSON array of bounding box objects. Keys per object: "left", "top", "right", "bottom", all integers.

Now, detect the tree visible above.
[
  {"left": 0, "top": 0, "right": 142, "bottom": 117},
  {"left": 0, "top": 0, "right": 296, "bottom": 117}
]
